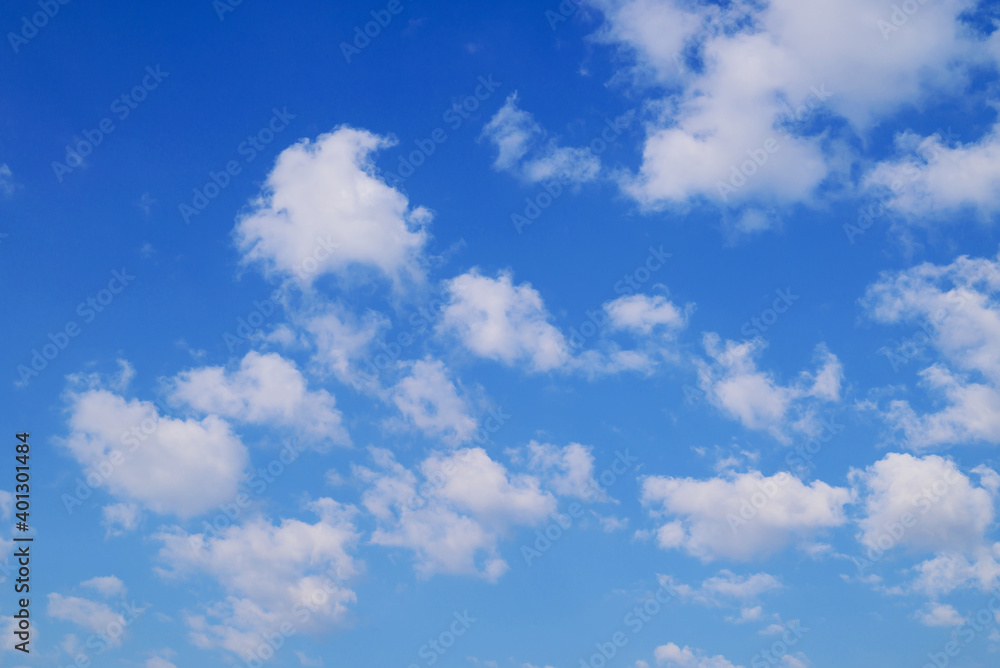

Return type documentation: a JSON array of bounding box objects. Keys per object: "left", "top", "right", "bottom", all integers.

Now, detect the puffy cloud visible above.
[
  {"left": 850, "top": 453, "right": 996, "bottom": 554},
  {"left": 234, "top": 126, "right": 429, "bottom": 287},
  {"left": 439, "top": 270, "right": 570, "bottom": 372},
  {"left": 520, "top": 441, "right": 606, "bottom": 501},
  {"left": 589, "top": 0, "right": 983, "bottom": 210},
  {"left": 81, "top": 575, "right": 126, "bottom": 598},
  {"left": 664, "top": 570, "right": 783, "bottom": 606},
  {"left": 914, "top": 602, "right": 965, "bottom": 627},
  {"left": 605, "top": 293, "right": 691, "bottom": 335},
  {"left": 356, "top": 448, "right": 556, "bottom": 581},
  {"left": 861, "top": 252, "right": 1000, "bottom": 448},
  {"left": 389, "top": 358, "right": 477, "bottom": 444},
  {"left": 170, "top": 351, "right": 350, "bottom": 447},
  {"left": 653, "top": 642, "right": 741, "bottom": 668},
  {"left": 47, "top": 593, "right": 130, "bottom": 648},
  {"left": 641, "top": 470, "right": 851, "bottom": 561},
  {"left": 155, "top": 499, "right": 359, "bottom": 658},
  {"left": 696, "top": 335, "right": 843, "bottom": 440},
  {"left": 866, "top": 126, "right": 1000, "bottom": 219},
  {"left": 303, "top": 305, "right": 389, "bottom": 387},
  {"left": 62, "top": 383, "right": 249, "bottom": 518},
  {"left": 481, "top": 93, "right": 600, "bottom": 184},
  {"left": 102, "top": 502, "right": 141, "bottom": 537}
]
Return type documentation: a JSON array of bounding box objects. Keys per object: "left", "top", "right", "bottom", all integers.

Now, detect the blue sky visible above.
[{"left": 3, "top": 0, "right": 1000, "bottom": 666}]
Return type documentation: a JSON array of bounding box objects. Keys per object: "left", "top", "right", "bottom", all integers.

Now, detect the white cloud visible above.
[
  {"left": 62, "top": 383, "right": 249, "bottom": 518},
  {"left": 605, "top": 293, "right": 690, "bottom": 335},
  {"left": 862, "top": 251, "right": 1000, "bottom": 448},
  {"left": 356, "top": 447, "right": 556, "bottom": 581},
  {"left": 102, "top": 502, "right": 141, "bottom": 537},
  {"left": 866, "top": 126, "right": 1000, "bottom": 218},
  {"left": 696, "top": 335, "right": 843, "bottom": 440},
  {"left": 521, "top": 441, "right": 606, "bottom": 501},
  {"left": 653, "top": 642, "right": 741, "bottom": 668},
  {"left": 590, "top": 0, "right": 983, "bottom": 211},
  {"left": 641, "top": 470, "right": 851, "bottom": 561},
  {"left": 81, "top": 575, "right": 126, "bottom": 598},
  {"left": 850, "top": 453, "right": 996, "bottom": 554},
  {"left": 389, "top": 358, "right": 477, "bottom": 444},
  {"left": 664, "top": 570, "right": 783, "bottom": 606},
  {"left": 155, "top": 499, "right": 359, "bottom": 659},
  {"left": 170, "top": 351, "right": 350, "bottom": 447},
  {"left": 0, "top": 163, "right": 17, "bottom": 196},
  {"left": 303, "top": 305, "right": 388, "bottom": 387},
  {"left": 440, "top": 270, "right": 570, "bottom": 372},
  {"left": 914, "top": 602, "right": 965, "bottom": 627},
  {"left": 481, "top": 93, "right": 600, "bottom": 184},
  {"left": 47, "top": 594, "right": 128, "bottom": 647},
  {"left": 234, "top": 126, "right": 430, "bottom": 287}
]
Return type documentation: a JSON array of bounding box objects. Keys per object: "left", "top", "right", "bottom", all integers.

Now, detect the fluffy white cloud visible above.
[
  {"left": 102, "top": 502, "right": 141, "bottom": 537},
  {"left": 696, "top": 335, "right": 843, "bottom": 440},
  {"left": 862, "top": 252, "right": 1000, "bottom": 448},
  {"left": 170, "top": 351, "right": 350, "bottom": 447},
  {"left": 81, "top": 575, "right": 126, "bottom": 598},
  {"left": 590, "top": 0, "right": 983, "bottom": 211},
  {"left": 440, "top": 270, "right": 570, "bottom": 372},
  {"left": 850, "top": 453, "right": 996, "bottom": 554},
  {"left": 605, "top": 293, "right": 690, "bottom": 335},
  {"left": 520, "top": 441, "right": 606, "bottom": 501},
  {"left": 155, "top": 499, "right": 359, "bottom": 658},
  {"left": 234, "top": 126, "right": 429, "bottom": 287},
  {"left": 303, "top": 305, "right": 388, "bottom": 387},
  {"left": 914, "top": 602, "right": 965, "bottom": 627},
  {"left": 62, "top": 383, "right": 249, "bottom": 518},
  {"left": 356, "top": 447, "right": 556, "bottom": 581},
  {"left": 481, "top": 93, "right": 600, "bottom": 184},
  {"left": 389, "top": 358, "right": 477, "bottom": 444},
  {"left": 664, "top": 570, "right": 783, "bottom": 606},
  {"left": 47, "top": 593, "right": 129, "bottom": 647},
  {"left": 641, "top": 470, "right": 851, "bottom": 561},
  {"left": 866, "top": 126, "right": 1000, "bottom": 218},
  {"left": 653, "top": 642, "right": 741, "bottom": 668}
]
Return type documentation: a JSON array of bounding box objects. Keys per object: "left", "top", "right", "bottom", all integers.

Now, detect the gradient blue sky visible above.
[{"left": 3, "top": 1, "right": 1000, "bottom": 667}]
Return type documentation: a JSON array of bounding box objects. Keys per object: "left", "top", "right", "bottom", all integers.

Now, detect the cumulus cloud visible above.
[
  {"left": 102, "top": 502, "right": 142, "bottom": 537},
  {"left": 914, "top": 602, "right": 965, "bottom": 627},
  {"left": 62, "top": 380, "right": 249, "bottom": 518},
  {"left": 866, "top": 126, "right": 1000, "bottom": 219},
  {"left": 47, "top": 593, "right": 130, "bottom": 648},
  {"left": 589, "top": 0, "right": 983, "bottom": 212},
  {"left": 653, "top": 642, "right": 741, "bottom": 668},
  {"left": 389, "top": 358, "right": 477, "bottom": 444},
  {"left": 81, "top": 575, "right": 127, "bottom": 599},
  {"left": 696, "top": 335, "right": 843, "bottom": 440},
  {"left": 439, "top": 270, "right": 570, "bottom": 372},
  {"left": 605, "top": 293, "right": 691, "bottom": 335},
  {"left": 355, "top": 447, "right": 556, "bottom": 581},
  {"left": 170, "top": 351, "right": 350, "bottom": 447},
  {"left": 234, "top": 126, "right": 430, "bottom": 287},
  {"left": 641, "top": 470, "right": 851, "bottom": 561},
  {"left": 520, "top": 441, "right": 606, "bottom": 501},
  {"left": 155, "top": 499, "right": 360, "bottom": 659},
  {"left": 303, "top": 304, "right": 389, "bottom": 387},
  {"left": 481, "top": 93, "right": 600, "bottom": 184},
  {"left": 861, "top": 252, "right": 1000, "bottom": 448}
]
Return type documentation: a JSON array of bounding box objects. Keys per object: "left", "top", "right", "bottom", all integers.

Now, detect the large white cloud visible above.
[
  {"left": 696, "top": 335, "right": 843, "bottom": 441},
  {"left": 155, "top": 499, "right": 359, "bottom": 659},
  {"left": 170, "top": 351, "right": 350, "bottom": 447},
  {"left": 355, "top": 447, "right": 556, "bottom": 581},
  {"left": 862, "top": 251, "right": 1000, "bottom": 448},
  {"left": 439, "top": 270, "right": 570, "bottom": 372},
  {"left": 234, "top": 126, "right": 430, "bottom": 287},
  {"left": 641, "top": 470, "right": 851, "bottom": 561},
  {"left": 62, "top": 382, "right": 249, "bottom": 518}
]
